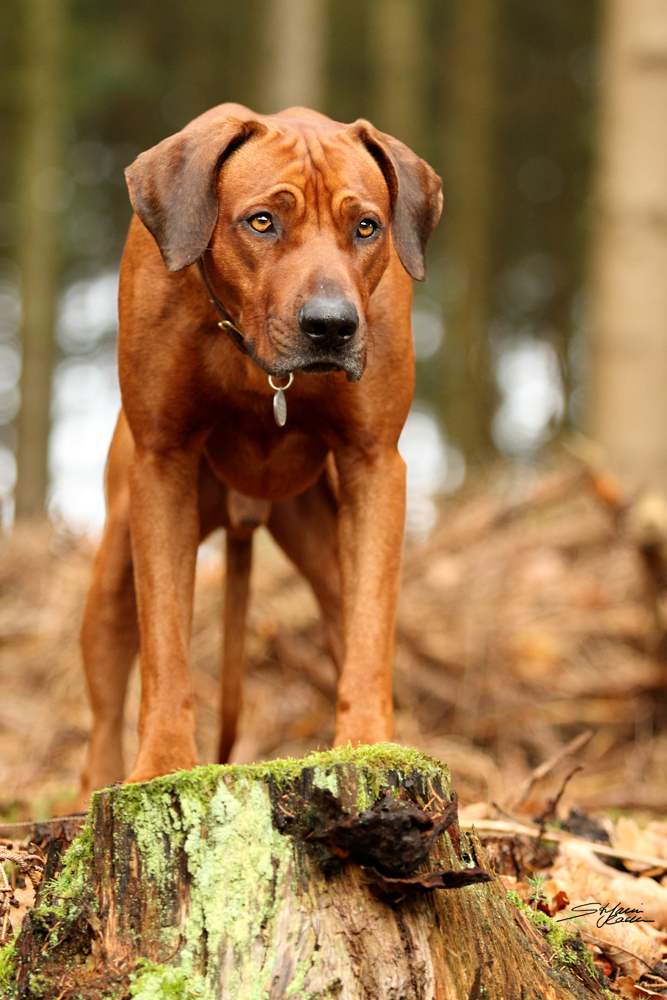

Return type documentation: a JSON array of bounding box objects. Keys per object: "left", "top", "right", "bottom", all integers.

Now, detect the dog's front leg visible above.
[
  {"left": 333, "top": 445, "right": 407, "bottom": 746},
  {"left": 126, "top": 446, "right": 201, "bottom": 782}
]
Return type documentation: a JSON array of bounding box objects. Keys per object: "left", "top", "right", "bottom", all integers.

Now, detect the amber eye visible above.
[
  {"left": 357, "top": 218, "right": 377, "bottom": 238},
  {"left": 249, "top": 213, "right": 273, "bottom": 233}
]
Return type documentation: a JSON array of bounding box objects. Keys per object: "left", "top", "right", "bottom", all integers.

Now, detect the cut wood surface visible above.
[{"left": 8, "top": 745, "right": 606, "bottom": 999}]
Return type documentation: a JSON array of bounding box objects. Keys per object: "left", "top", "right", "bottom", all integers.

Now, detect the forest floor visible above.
[{"left": 3, "top": 456, "right": 667, "bottom": 993}]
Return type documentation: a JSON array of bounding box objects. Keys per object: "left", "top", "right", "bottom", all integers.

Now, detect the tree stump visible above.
[{"left": 11, "top": 745, "right": 605, "bottom": 999}]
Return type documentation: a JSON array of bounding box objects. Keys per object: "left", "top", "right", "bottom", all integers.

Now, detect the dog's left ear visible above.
[{"left": 352, "top": 121, "right": 443, "bottom": 282}]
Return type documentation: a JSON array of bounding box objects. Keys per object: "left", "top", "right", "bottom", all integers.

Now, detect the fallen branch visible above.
[
  {"left": 508, "top": 730, "right": 594, "bottom": 813},
  {"left": 462, "top": 818, "right": 667, "bottom": 871}
]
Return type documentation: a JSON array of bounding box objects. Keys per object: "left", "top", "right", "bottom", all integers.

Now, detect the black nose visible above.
[{"left": 299, "top": 297, "right": 359, "bottom": 347}]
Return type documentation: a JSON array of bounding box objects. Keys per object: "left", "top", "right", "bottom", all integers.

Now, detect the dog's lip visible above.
[
  {"left": 242, "top": 336, "right": 366, "bottom": 383},
  {"left": 298, "top": 361, "right": 343, "bottom": 374},
  {"left": 293, "top": 355, "right": 365, "bottom": 382}
]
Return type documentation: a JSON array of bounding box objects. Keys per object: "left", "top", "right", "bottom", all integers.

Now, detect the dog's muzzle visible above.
[
  {"left": 299, "top": 296, "right": 359, "bottom": 348},
  {"left": 292, "top": 295, "right": 365, "bottom": 382},
  {"left": 245, "top": 295, "right": 368, "bottom": 383}
]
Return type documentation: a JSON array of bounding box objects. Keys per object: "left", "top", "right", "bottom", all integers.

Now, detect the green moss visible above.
[
  {"left": 17, "top": 816, "right": 96, "bottom": 956},
  {"left": 129, "top": 959, "right": 206, "bottom": 999},
  {"left": 0, "top": 940, "right": 17, "bottom": 994},
  {"left": 14, "top": 817, "right": 96, "bottom": 964},
  {"left": 96, "top": 744, "right": 449, "bottom": 896},
  {"left": 505, "top": 888, "right": 525, "bottom": 910},
  {"left": 113, "top": 788, "right": 190, "bottom": 888},
  {"left": 114, "top": 742, "right": 447, "bottom": 798},
  {"left": 505, "top": 890, "right": 598, "bottom": 980},
  {"left": 52, "top": 819, "right": 94, "bottom": 901},
  {"left": 25, "top": 972, "right": 53, "bottom": 998}
]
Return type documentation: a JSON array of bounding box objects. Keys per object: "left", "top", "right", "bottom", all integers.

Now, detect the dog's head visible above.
[{"left": 125, "top": 110, "right": 442, "bottom": 382}]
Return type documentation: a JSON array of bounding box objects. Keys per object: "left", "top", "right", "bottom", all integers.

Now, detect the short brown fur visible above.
[{"left": 79, "top": 104, "right": 442, "bottom": 797}]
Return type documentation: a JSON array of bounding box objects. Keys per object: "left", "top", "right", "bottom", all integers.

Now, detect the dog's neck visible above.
[{"left": 197, "top": 256, "right": 248, "bottom": 356}]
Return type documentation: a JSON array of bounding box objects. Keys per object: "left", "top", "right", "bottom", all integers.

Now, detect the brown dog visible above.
[{"left": 79, "top": 104, "right": 441, "bottom": 798}]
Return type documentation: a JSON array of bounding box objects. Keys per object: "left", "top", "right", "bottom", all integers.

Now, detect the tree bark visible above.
[
  {"left": 440, "top": 0, "right": 498, "bottom": 463},
  {"left": 368, "top": 0, "right": 426, "bottom": 154},
  {"left": 588, "top": 0, "right": 667, "bottom": 492},
  {"left": 12, "top": 747, "right": 603, "bottom": 999},
  {"left": 14, "top": 0, "right": 67, "bottom": 520},
  {"left": 261, "top": 0, "right": 328, "bottom": 114}
]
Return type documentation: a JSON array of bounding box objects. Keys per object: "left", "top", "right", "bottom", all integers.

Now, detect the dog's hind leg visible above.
[
  {"left": 219, "top": 532, "right": 253, "bottom": 763},
  {"left": 268, "top": 471, "right": 345, "bottom": 673},
  {"left": 79, "top": 414, "right": 139, "bottom": 803},
  {"left": 218, "top": 491, "right": 270, "bottom": 763}
]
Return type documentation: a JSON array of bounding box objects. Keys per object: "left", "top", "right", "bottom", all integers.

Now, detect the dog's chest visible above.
[{"left": 204, "top": 419, "right": 328, "bottom": 503}]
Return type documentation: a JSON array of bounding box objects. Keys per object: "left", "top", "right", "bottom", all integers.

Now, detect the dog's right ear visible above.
[{"left": 125, "top": 118, "right": 266, "bottom": 272}]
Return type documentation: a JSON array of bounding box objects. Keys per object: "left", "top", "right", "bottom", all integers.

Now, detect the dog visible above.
[{"left": 79, "top": 103, "right": 442, "bottom": 798}]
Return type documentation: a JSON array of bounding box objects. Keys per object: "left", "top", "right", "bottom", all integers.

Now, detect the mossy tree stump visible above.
[{"left": 11, "top": 745, "right": 605, "bottom": 999}]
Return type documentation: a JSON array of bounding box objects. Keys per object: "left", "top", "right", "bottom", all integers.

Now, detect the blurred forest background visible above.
[
  {"left": 0, "top": 0, "right": 605, "bottom": 531},
  {"left": 2, "top": 0, "right": 664, "bottom": 538},
  {"left": 2, "top": 0, "right": 667, "bottom": 818}
]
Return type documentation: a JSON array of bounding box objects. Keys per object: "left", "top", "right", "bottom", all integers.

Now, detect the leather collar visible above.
[{"left": 197, "top": 256, "right": 248, "bottom": 356}]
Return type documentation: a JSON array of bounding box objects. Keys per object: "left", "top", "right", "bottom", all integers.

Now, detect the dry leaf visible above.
[
  {"left": 607, "top": 875, "right": 667, "bottom": 930},
  {"left": 616, "top": 976, "right": 640, "bottom": 1000},
  {"left": 552, "top": 846, "right": 663, "bottom": 976},
  {"left": 614, "top": 818, "right": 663, "bottom": 872},
  {"left": 556, "top": 841, "right": 667, "bottom": 929},
  {"left": 551, "top": 848, "right": 610, "bottom": 902},
  {"left": 614, "top": 976, "right": 640, "bottom": 1000},
  {"left": 593, "top": 949, "right": 614, "bottom": 977},
  {"left": 8, "top": 884, "right": 35, "bottom": 935},
  {"left": 560, "top": 899, "right": 661, "bottom": 979},
  {"left": 643, "top": 822, "right": 667, "bottom": 863},
  {"left": 615, "top": 977, "right": 664, "bottom": 1000},
  {"left": 550, "top": 889, "right": 569, "bottom": 915}
]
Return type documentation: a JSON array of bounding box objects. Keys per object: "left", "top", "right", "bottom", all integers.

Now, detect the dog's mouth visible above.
[
  {"left": 294, "top": 350, "right": 366, "bottom": 382},
  {"left": 300, "top": 361, "right": 342, "bottom": 374},
  {"left": 248, "top": 343, "right": 367, "bottom": 383}
]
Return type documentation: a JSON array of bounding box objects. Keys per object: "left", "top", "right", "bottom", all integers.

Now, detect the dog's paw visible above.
[{"left": 127, "top": 734, "right": 199, "bottom": 784}]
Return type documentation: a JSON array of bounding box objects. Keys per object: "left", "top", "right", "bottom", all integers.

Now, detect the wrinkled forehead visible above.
[{"left": 218, "top": 124, "right": 391, "bottom": 215}]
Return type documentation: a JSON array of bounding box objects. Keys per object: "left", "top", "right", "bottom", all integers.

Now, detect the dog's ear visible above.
[
  {"left": 125, "top": 118, "right": 267, "bottom": 272},
  {"left": 352, "top": 121, "right": 442, "bottom": 282}
]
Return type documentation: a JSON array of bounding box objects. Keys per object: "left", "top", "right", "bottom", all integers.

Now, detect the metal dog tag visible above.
[
  {"left": 268, "top": 373, "right": 294, "bottom": 428},
  {"left": 273, "top": 387, "right": 287, "bottom": 426}
]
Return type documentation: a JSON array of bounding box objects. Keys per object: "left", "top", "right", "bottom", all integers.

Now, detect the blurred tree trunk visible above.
[
  {"left": 368, "top": 0, "right": 426, "bottom": 154},
  {"left": 14, "top": 0, "right": 67, "bottom": 520},
  {"left": 440, "top": 0, "right": 498, "bottom": 463},
  {"left": 261, "top": 0, "right": 328, "bottom": 113},
  {"left": 589, "top": 0, "right": 667, "bottom": 491}
]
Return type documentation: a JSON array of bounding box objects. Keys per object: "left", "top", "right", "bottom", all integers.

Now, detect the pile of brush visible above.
[{"left": 1, "top": 456, "right": 666, "bottom": 815}]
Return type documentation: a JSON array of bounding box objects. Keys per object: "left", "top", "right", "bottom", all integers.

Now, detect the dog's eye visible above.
[
  {"left": 249, "top": 214, "right": 273, "bottom": 233},
  {"left": 357, "top": 218, "right": 377, "bottom": 239}
]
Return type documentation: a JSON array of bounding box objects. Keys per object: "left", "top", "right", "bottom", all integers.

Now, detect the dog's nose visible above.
[{"left": 299, "top": 297, "right": 359, "bottom": 347}]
